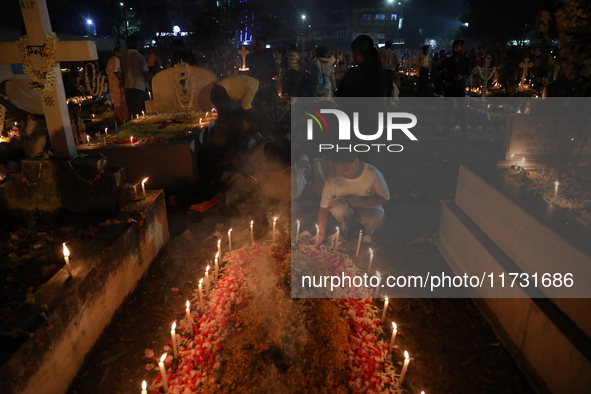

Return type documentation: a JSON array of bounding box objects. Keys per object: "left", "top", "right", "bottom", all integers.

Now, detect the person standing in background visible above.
[{"left": 106, "top": 47, "right": 128, "bottom": 123}]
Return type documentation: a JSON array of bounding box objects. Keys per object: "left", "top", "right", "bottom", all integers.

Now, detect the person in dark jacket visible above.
[{"left": 336, "top": 35, "right": 385, "bottom": 97}]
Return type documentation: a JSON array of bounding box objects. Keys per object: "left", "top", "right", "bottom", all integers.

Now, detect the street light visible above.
[
  {"left": 120, "top": 2, "right": 128, "bottom": 38},
  {"left": 302, "top": 15, "right": 306, "bottom": 20}
]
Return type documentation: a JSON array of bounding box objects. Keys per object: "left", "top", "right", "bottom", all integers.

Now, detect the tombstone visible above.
[
  {"left": 238, "top": 46, "right": 250, "bottom": 71},
  {"left": 473, "top": 54, "right": 496, "bottom": 101},
  {"left": 0, "top": 0, "right": 97, "bottom": 158},
  {"left": 519, "top": 57, "right": 533, "bottom": 88},
  {"left": 145, "top": 65, "right": 216, "bottom": 114},
  {"left": 499, "top": 104, "right": 591, "bottom": 169}
]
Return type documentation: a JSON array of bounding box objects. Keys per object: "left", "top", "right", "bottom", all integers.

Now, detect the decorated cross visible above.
[
  {"left": 519, "top": 57, "right": 534, "bottom": 88},
  {"left": 238, "top": 46, "right": 250, "bottom": 71},
  {"left": 0, "top": 0, "right": 98, "bottom": 158}
]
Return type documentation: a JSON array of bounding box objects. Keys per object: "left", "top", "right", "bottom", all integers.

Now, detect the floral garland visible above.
[
  {"left": 83, "top": 63, "right": 108, "bottom": 97},
  {"left": 173, "top": 62, "right": 195, "bottom": 111},
  {"left": 476, "top": 65, "right": 497, "bottom": 82},
  {"left": 0, "top": 104, "right": 5, "bottom": 133},
  {"left": 17, "top": 32, "right": 58, "bottom": 93}
]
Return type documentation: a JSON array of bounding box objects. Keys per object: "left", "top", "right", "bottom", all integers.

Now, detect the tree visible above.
[{"left": 459, "top": 0, "right": 554, "bottom": 44}]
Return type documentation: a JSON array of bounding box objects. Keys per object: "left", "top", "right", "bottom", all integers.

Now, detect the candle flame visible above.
[
  {"left": 218, "top": 239, "right": 221, "bottom": 245},
  {"left": 62, "top": 243, "right": 70, "bottom": 257},
  {"left": 206, "top": 265, "right": 210, "bottom": 272},
  {"left": 171, "top": 321, "right": 176, "bottom": 331},
  {"left": 215, "top": 251, "right": 219, "bottom": 259},
  {"left": 105, "top": 127, "right": 108, "bottom": 132},
  {"left": 315, "top": 223, "right": 319, "bottom": 229},
  {"left": 520, "top": 157, "right": 525, "bottom": 165},
  {"left": 142, "top": 177, "right": 149, "bottom": 184},
  {"left": 186, "top": 300, "right": 190, "bottom": 308},
  {"left": 404, "top": 350, "right": 409, "bottom": 359},
  {"left": 376, "top": 271, "right": 381, "bottom": 279},
  {"left": 273, "top": 217, "right": 277, "bottom": 222},
  {"left": 369, "top": 247, "right": 373, "bottom": 256},
  {"left": 297, "top": 219, "right": 300, "bottom": 224},
  {"left": 228, "top": 228, "right": 232, "bottom": 233},
  {"left": 251, "top": 220, "right": 254, "bottom": 225},
  {"left": 142, "top": 381, "right": 147, "bottom": 390},
  {"left": 555, "top": 181, "right": 559, "bottom": 186},
  {"left": 392, "top": 322, "right": 397, "bottom": 330},
  {"left": 385, "top": 296, "right": 388, "bottom": 301},
  {"left": 199, "top": 278, "right": 203, "bottom": 284},
  {"left": 160, "top": 353, "right": 167, "bottom": 363}
]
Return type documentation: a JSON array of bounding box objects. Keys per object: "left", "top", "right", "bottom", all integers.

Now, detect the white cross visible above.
[
  {"left": 0, "top": 0, "right": 97, "bottom": 158},
  {"left": 238, "top": 46, "right": 250, "bottom": 70}
]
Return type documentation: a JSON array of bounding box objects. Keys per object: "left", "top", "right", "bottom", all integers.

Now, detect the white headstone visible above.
[
  {"left": 0, "top": 0, "right": 97, "bottom": 157},
  {"left": 145, "top": 65, "right": 216, "bottom": 114}
]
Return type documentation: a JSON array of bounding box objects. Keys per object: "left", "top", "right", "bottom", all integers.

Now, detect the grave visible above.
[
  {"left": 78, "top": 65, "right": 219, "bottom": 190},
  {"left": 437, "top": 128, "right": 591, "bottom": 394},
  {"left": 0, "top": 2, "right": 169, "bottom": 392}
]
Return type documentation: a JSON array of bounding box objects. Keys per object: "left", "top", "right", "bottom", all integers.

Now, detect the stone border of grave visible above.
[
  {"left": 436, "top": 162, "right": 591, "bottom": 394},
  {"left": 0, "top": 191, "right": 169, "bottom": 394}
]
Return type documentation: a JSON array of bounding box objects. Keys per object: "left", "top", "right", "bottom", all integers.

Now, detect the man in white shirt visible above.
[
  {"left": 312, "top": 152, "right": 390, "bottom": 245},
  {"left": 210, "top": 74, "right": 260, "bottom": 126},
  {"left": 416, "top": 45, "right": 432, "bottom": 96},
  {"left": 121, "top": 35, "right": 150, "bottom": 118},
  {"left": 379, "top": 41, "right": 399, "bottom": 97}
]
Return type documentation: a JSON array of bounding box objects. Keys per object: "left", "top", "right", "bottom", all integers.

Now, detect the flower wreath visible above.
[
  {"left": 83, "top": 63, "right": 108, "bottom": 97},
  {"left": 17, "top": 32, "right": 58, "bottom": 93},
  {"left": 476, "top": 65, "right": 497, "bottom": 82},
  {"left": 173, "top": 62, "right": 195, "bottom": 111}
]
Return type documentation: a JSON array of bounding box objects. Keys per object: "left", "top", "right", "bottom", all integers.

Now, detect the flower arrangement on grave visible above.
[
  {"left": 173, "top": 62, "right": 195, "bottom": 111},
  {"left": 105, "top": 113, "right": 205, "bottom": 144},
  {"left": 144, "top": 241, "right": 406, "bottom": 394},
  {"left": 17, "top": 32, "right": 58, "bottom": 93},
  {"left": 82, "top": 63, "right": 108, "bottom": 98}
]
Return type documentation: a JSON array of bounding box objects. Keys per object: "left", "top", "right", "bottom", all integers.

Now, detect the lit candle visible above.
[
  {"left": 142, "top": 110, "right": 145, "bottom": 117},
  {"left": 355, "top": 230, "right": 362, "bottom": 257},
  {"left": 295, "top": 219, "right": 300, "bottom": 243},
  {"left": 137, "top": 114, "right": 140, "bottom": 119},
  {"left": 368, "top": 248, "right": 374, "bottom": 272},
  {"left": 227, "top": 229, "right": 233, "bottom": 251},
  {"left": 250, "top": 220, "right": 254, "bottom": 245},
  {"left": 199, "top": 117, "right": 203, "bottom": 124},
  {"left": 554, "top": 180, "right": 559, "bottom": 199},
  {"left": 198, "top": 278, "right": 204, "bottom": 310},
  {"left": 217, "top": 239, "right": 221, "bottom": 256},
  {"left": 130, "top": 136, "right": 134, "bottom": 144},
  {"left": 92, "top": 113, "right": 95, "bottom": 119},
  {"left": 399, "top": 350, "right": 410, "bottom": 385},
  {"left": 185, "top": 300, "right": 194, "bottom": 336},
  {"left": 141, "top": 380, "right": 147, "bottom": 394},
  {"left": 62, "top": 243, "right": 73, "bottom": 277},
  {"left": 381, "top": 296, "right": 389, "bottom": 322},
  {"left": 314, "top": 223, "right": 320, "bottom": 246},
  {"left": 158, "top": 353, "right": 169, "bottom": 392},
  {"left": 104, "top": 127, "right": 108, "bottom": 136},
  {"left": 389, "top": 322, "right": 397, "bottom": 352},
  {"left": 148, "top": 91, "right": 152, "bottom": 100},
  {"left": 205, "top": 265, "right": 210, "bottom": 296},
  {"left": 214, "top": 251, "right": 219, "bottom": 280},
  {"left": 273, "top": 217, "right": 277, "bottom": 242},
  {"left": 141, "top": 177, "right": 149, "bottom": 199},
  {"left": 373, "top": 271, "right": 381, "bottom": 298},
  {"left": 170, "top": 321, "right": 178, "bottom": 358},
  {"left": 520, "top": 157, "right": 525, "bottom": 166},
  {"left": 334, "top": 227, "right": 340, "bottom": 250},
  {"left": 86, "top": 135, "right": 90, "bottom": 145}
]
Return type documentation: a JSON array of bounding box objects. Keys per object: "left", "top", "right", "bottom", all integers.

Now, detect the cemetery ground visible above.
[{"left": 66, "top": 130, "right": 535, "bottom": 393}]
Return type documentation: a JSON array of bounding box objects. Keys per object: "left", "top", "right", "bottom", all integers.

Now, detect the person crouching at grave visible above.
[
  {"left": 122, "top": 35, "right": 151, "bottom": 119},
  {"left": 311, "top": 151, "right": 390, "bottom": 245},
  {"left": 210, "top": 74, "right": 259, "bottom": 127}
]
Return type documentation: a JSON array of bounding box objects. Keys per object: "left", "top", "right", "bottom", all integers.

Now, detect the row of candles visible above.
[{"left": 138, "top": 219, "right": 423, "bottom": 392}]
